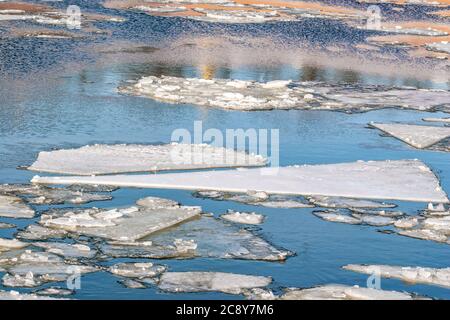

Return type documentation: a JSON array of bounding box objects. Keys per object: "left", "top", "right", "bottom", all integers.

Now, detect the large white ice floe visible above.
[
  {"left": 343, "top": 264, "right": 450, "bottom": 289},
  {"left": 0, "top": 195, "right": 34, "bottom": 218},
  {"left": 278, "top": 284, "right": 422, "bottom": 300},
  {"left": 370, "top": 122, "right": 450, "bottom": 149},
  {"left": 27, "top": 144, "right": 266, "bottom": 175},
  {"left": 157, "top": 272, "right": 272, "bottom": 294},
  {"left": 121, "top": 75, "right": 450, "bottom": 112},
  {"left": 100, "top": 214, "right": 291, "bottom": 261},
  {"left": 39, "top": 197, "right": 201, "bottom": 241},
  {"left": 32, "top": 160, "right": 449, "bottom": 203}
]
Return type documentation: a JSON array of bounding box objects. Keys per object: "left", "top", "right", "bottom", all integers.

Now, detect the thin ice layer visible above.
[
  {"left": 370, "top": 123, "right": 450, "bottom": 149},
  {"left": 27, "top": 144, "right": 266, "bottom": 175},
  {"left": 32, "top": 160, "right": 449, "bottom": 203}
]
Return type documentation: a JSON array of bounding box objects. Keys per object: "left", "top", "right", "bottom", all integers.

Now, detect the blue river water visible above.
[{"left": 0, "top": 1, "right": 450, "bottom": 299}]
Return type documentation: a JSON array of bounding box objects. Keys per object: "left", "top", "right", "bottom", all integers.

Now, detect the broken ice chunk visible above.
[
  {"left": 0, "top": 184, "right": 112, "bottom": 205},
  {"left": 33, "top": 242, "right": 95, "bottom": 259},
  {"left": 0, "top": 195, "right": 35, "bottom": 218},
  {"left": 351, "top": 214, "right": 395, "bottom": 226},
  {"left": 27, "top": 144, "right": 266, "bottom": 175},
  {"left": 119, "top": 278, "right": 147, "bottom": 289},
  {"left": 370, "top": 123, "right": 450, "bottom": 149},
  {"left": 109, "top": 262, "right": 166, "bottom": 279},
  {"left": 34, "top": 287, "right": 74, "bottom": 296},
  {"left": 279, "top": 284, "right": 421, "bottom": 300},
  {"left": 308, "top": 196, "right": 396, "bottom": 209},
  {"left": 343, "top": 264, "right": 450, "bottom": 288},
  {"left": 0, "top": 223, "right": 15, "bottom": 229},
  {"left": 157, "top": 272, "right": 272, "bottom": 294},
  {"left": 0, "top": 238, "right": 29, "bottom": 251},
  {"left": 394, "top": 217, "right": 420, "bottom": 229},
  {"left": 313, "top": 210, "right": 361, "bottom": 225},
  {"left": 40, "top": 197, "right": 201, "bottom": 242},
  {"left": 16, "top": 225, "right": 68, "bottom": 240},
  {"left": 0, "top": 290, "right": 63, "bottom": 300},
  {"left": 220, "top": 210, "right": 265, "bottom": 225},
  {"left": 2, "top": 272, "right": 42, "bottom": 288},
  {"left": 101, "top": 216, "right": 292, "bottom": 262},
  {"left": 398, "top": 228, "right": 448, "bottom": 243}
]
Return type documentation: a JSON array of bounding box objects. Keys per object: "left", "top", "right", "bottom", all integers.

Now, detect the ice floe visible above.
[
  {"left": 0, "top": 223, "right": 15, "bottom": 229},
  {"left": 220, "top": 210, "right": 264, "bottom": 225},
  {"left": 0, "top": 183, "right": 112, "bottom": 205},
  {"left": 0, "top": 195, "right": 34, "bottom": 218},
  {"left": 27, "top": 143, "right": 265, "bottom": 175},
  {"left": 313, "top": 211, "right": 362, "bottom": 225},
  {"left": 33, "top": 160, "right": 449, "bottom": 203},
  {"left": 39, "top": 197, "right": 201, "bottom": 242},
  {"left": 0, "top": 290, "right": 62, "bottom": 300},
  {"left": 308, "top": 196, "right": 396, "bottom": 209},
  {"left": 279, "top": 284, "right": 422, "bottom": 300},
  {"left": 16, "top": 225, "right": 68, "bottom": 241},
  {"left": 101, "top": 214, "right": 291, "bottom": 261},
  {"left": 422, "top": 117, "right": 450, "bottom": 124},
  {"left": 370, "top": 122, "right": 450, "bottom": 149},
  {"left": 33, "top": 242, "right": 95, "bottom": 259},
  {"left": 121, "top": 75, "right": 450, "bottom": 112},
  {"left": 0, "top": 248, "right": 98, "bottom": 288},
  {"left": 344, "top": 264, "right": 450, "bottom": 289},
  {"left": 109, "top": 262, "right": 166, "bottom": 279},
  {"left": 34, "top": 287, "right": 74, "bottom": 296},
  {"left": 157, "top": 272, "right": 272, "bottom": 294}
]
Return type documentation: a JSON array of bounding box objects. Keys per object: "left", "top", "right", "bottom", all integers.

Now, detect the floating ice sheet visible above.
[
  {"left": 157, "top": 272, "right": 272, "bottom": 294},
  {"left": 27, "top": 144, "right": 266, "bottom": 175},
  {"left": 0, "top": 184, "right": 112, "bottom": 205},
  {"left": 109, "top": 262, "right": 166, "bottom": 279},
  {"left": 40, "top": 197, "right": 201, "bottom": 242},
  {"left": 344, "top": 264, "right": 450, "bottom": 289},
  {"left": 121, "top": 75, "right": 450, "bottom": 112},
  {"left": 308, "top": 196, "right": 396, "bottom": 209},
  {"left": 33, "top": 242, "right": 95, "bottom": 259},
  {"left": 0, "top": 195, "right": 34, "bottom": 218},
  {"left": 279, "top": 284, "right": 421, "bottom": 300},
  {"left": 16, "top": 225, "right": 68, "bottom": 241},
  {"left": 423, "top": 117, "right": 450, "bottom": 124},
  {"left": 101, "top": 215, "right": 291, "bottom": 261},
  {"left": 33, "top": 160, "right": 449, "bottom": 203},
  {"left": 370, "top": 123, "right": 450, "bottom": 149},
  {"left": 220, "top": 210, "right": 264, "bottom": 225}
]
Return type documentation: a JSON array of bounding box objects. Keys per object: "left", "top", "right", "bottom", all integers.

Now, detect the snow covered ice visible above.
[
  {"left": 370, "top": 123, "right": 450, "bottom": 149},
  {"left": 33, "top": 160, "right": 449, "bottom": 203},
  {"left": 27, "top": 144, "right": 266, "bottom": 175}
]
